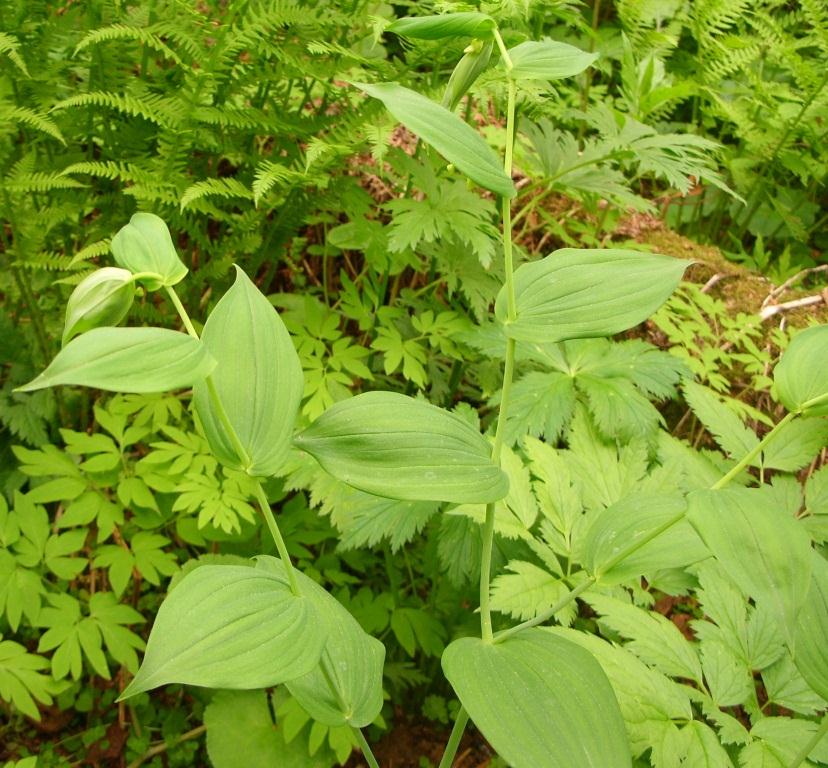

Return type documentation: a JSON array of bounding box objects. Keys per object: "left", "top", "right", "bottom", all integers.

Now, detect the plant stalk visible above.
[
  {"left": 165, "top": 286, "right": 300, "bottom": 593},
  {"left": 437, "top": 707, "right": 470, "bottom": 768},
  {"left": 353, "top": 728, "right": 381, "bottom": 768},
  {"left": 479, "top": 71, "right": 518, "bottom": 643}
]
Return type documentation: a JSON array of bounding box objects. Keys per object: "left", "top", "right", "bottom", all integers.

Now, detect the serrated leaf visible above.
[
  {"left": 761, "top": 418, "right": 828, "bottom": 472},
  {"left": 294, "top": 391, "right": 508, "bottom": 504},
  {"left": 353, "top": 82, "right": 514, "bottom": 198},
  {"left": 442, "top": 629, "right": 630, "bottom": 768},
  {"left": 16, "top": 328, "right": 215, "bottom": 394},
  {"left": 193, "top": 267, "right": 303, "bottom": 476},
  {"left": 119, "top": 565, "right": 326, "bottom": 698},
  {"left": 688, "top": 488, "right": 812, "bottom": 644},
  {"left": 682, "top": 381, "right": 759, "bottom": 459},
  {"left": 496, "top": 249, "right": 689, "bottom": 344}
]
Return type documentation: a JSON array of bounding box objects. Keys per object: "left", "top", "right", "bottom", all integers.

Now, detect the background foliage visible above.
[{"left": 1, "top": 0, "right": 827, "bottom": 766}]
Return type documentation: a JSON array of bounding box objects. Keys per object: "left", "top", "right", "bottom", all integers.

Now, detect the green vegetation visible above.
[{"left": 1, "top": 2, "right": 827, "bottom": 767}]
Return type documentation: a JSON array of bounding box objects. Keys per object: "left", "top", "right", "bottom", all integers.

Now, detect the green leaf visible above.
[
  {"left": 762, "top": 418, "right": 828, "bottom": 472},
  {"left": 353, "top": 82, "right": 515, "bottom": 198},
  {"left": 687, "top": 488, "right": 812, "bottom": 643},
  {"left": 193, "top": 267, "right": 303, "bottom": 476},
  {"left": 793, "top": 552, "right": 828, "bottom": 701},
  {"left": 442, "top": 629, "right": 630, "bottom": 768},
  {"left": 386, "top": 12, "right": 495, "bottom": 39},
  {"left": 682, "top": 381, "right": 759, "bottom": 459},
  {"left": 205, "top": 690, "right": 332, "bottom": 768},
  {"left": 496, "top": 249, "right": 689, "bottom": 343},
  {"left": 111, "top": 212, "right": 188, "bottom": 290},
  {"left": 507, "top": 40, "right": 598, "bottom": 81},
  {"left": 16, "top": 328, "right": 215, "bottom": 394},
  {"left": 294, "top": 391, "right": 508, "bottom": 504},
  {"left": 251, "top": 559, "right": 384, "bottom": 728},
  {"left": 583, "top": 493, "right": 708, "bottom": 584},
  {"left": 119, "top": 565, "right": 326, "bottom": 698},
  {"left": 443, "top": 40, "right": 494, "bottom": 111},
  {"left": 62, "top": 267, "right": 135, "bottom": 345},
  {"left": 774, "top": 324, "right": 828, "bottom": 416},
  {"left": 0, "top": 638, "right": 59, "bottom": 720}
]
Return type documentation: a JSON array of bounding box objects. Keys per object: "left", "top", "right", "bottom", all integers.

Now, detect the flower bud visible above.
[
  {"left": 62, "top": 267, "right": 135, "bottom": 345},
  {"left": 111, "top": 212, "right": 188, "bottom": 290},
  {"left": 442, "top": 39, "right": 494, "bottom": 111}
]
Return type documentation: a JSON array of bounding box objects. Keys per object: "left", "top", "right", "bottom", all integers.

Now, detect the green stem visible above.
[
  {"left": 479, "top": 75, "right": 519, "bottom": 643},
  {"left": 787, "top": 715, "right": 828, "bottom": 768},
  {"left": 252, "top": 480, "right": 300, "bottom": 595},
  {"left": 437, "top": 707, "right": 470, "bottom": 768},
  {"left": 352, "top": 728, "right": 381, "bottom": 768},
  {"left": 711, "top": 411, "right": 796, "bottom": 490}
]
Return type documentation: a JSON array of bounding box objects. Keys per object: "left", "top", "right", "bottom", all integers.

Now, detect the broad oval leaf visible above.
[
  {"left": 62, "top": 267, "right": 134, "bottom": 345},
  {"left": 119, "top": 565, "right": 326, "bottom": 698},
  {"left": 774, "top": 324, "right": 828, "bottom": 417},
  {"left": 16, "top": 327, "right": 215, "bottom": 393},
  {"left": 442, "top": 629, "right": 631, "bottom": 768},
  {"left": 294, "top": 391, "right": 509, "bottom": 503},
  {"left": 495, "top": 248, "right": 690, "bottom": 343},
  {"left": 387, "top": 12, "right": 495, "bottom": 39},
  {"left": 687, "top": 488, "right": 812, "bottom": 643},
  {"left": 193, "top": 266, "right": 303, "bottom": 476},
  {"left": 111, "top": 212, "right": 188, "bottom": 290},
  {"left": 583, "top": 493, "right": 708, "bottom": 584},
  {"left": 793, "top": 552, "right": 828, "bottom": 701},
  {"left": 353, "top": 82, "right": 515, "bottom": 198},
  {"left": 508, "top": 40, "right": 598, "bottom": 81},
  {"left": 256, "top": 557, "right": 385, "bottom": 727}
]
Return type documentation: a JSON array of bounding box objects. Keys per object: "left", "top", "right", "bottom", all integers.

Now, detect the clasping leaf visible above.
[
  {"left": 294, "top": 391, "right": 508, "bottom": 504},
  {"left": 62, "top": 267, "right": 134, "bottom": 345},
  {"left": 111, "top": 213, "right": 188, "bottom": 290},
  {"left": 386, "top": 12, "right": 496, "bottom": 40},
  {"left": 507, "top": 40, "right": 598, "bottom": 81},
  {"left": 496, "top": 248, "right": 690, "bottom": 343},
  {"left": 16, "top": 327, "right": 215, "bottom": 393},
  {"left": 193, "top": 266, "right": 303, "bottom": 476},
  {"left": 773, "top": 324, "right": 828, "bottom": 417}
]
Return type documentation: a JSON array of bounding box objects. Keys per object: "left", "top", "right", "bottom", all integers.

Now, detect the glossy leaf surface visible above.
[
  {"left": 496, "top": 249, "right": 690, "bottom": 343},
  {"left": 442, "top": 629, "right": 631, "bottom": 768},
  {"left": 353, "top": 82, "right": 515, "bottom": 198},
  {"left": 17, "top": 327, "right": 214, "bottom": 393},
  {"left": 387, "top": 12, "right": 495, "bottom": 39},
  {"left": 294, "top": 391, "right": 508, "bottom": 503},
  {"left": 583, "top": 493, "right": 708, "bottom": 584},
  {"left": 793, "top": 553, "right": 828, "bottom": 701},
  {"left": 687, "top": 488, "right": 812, "bottom": 642},
  {"left": 193, "top": 267, "right": 303, "bottom": 476},
  {"left": 508, "top": 40, "right": 598, "bottom": 81},
  {"left": 774, "top": 324, "right": 828, "bottom": 416},
  {"left": 111, "top": 212, "right": 188, "bottom": 290},
  {"left": 253, "top": 558, "right": 385, "bottom": 728},
  {"left": 62, "top": 267, "right": 134, "bottom": 345},
  {"left": 120, "top": 565, "right": 325, "bottom": 698}
]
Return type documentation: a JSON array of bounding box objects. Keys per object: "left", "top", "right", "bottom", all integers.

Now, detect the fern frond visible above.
[
  {"left": 52, "top": 91, "right": 185, "bottom": 128},
  {"left": 179, "top": 177, "right": 253, "bottom": 211},
  {"left": 0, "top": 32, "right": 28, "bottom": 76},
  {"left": 13, "top": 251, "right": 75, "bottom": 272},
  {"left": 69, "top": 239, "right": 112, "bottom": 267},
  {"left": 0, "top": 105, "right": 64, "bottom": 143},
  {"left": 2, "top": 172, "right": 85, "bottom": 193},
  {"left": 74, "top": 24, "right": 184, "bottom": 65},
  {"left": 252, "top": 161, "right": 300, "bottom": 205}
]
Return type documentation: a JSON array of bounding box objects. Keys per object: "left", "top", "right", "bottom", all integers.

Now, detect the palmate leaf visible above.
[
  {"left": 0, "top": 638, "right": 59, "bottom": 720},
  {"left": 682, "top": 381, "right": 759, "bottom": 458}
]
